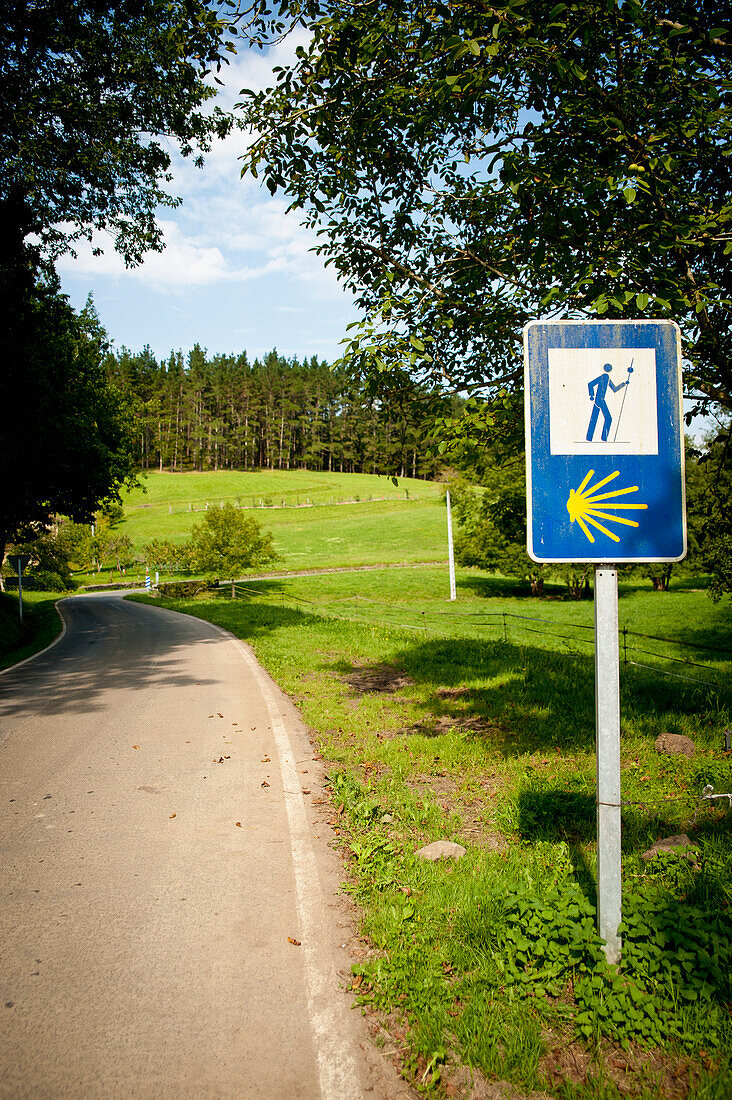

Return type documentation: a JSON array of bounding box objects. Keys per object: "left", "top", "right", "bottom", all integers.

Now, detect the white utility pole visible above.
[{"left": 446, "top": 490, "right": 457, "bottom": 601}]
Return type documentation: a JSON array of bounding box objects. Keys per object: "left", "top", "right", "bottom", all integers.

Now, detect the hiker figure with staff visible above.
[{"left": 586, "top": 362, "right": 631, "bottom": 443}]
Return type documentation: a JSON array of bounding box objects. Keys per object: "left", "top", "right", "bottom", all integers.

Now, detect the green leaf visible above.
[{"left": 623, "top": 187, "right": 637, "bottom": 203}]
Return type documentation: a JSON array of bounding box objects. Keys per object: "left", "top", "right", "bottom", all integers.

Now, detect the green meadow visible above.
[
  {"left": 113, "top": 469, "right": 446, "bottom": 574},
  {"left": 124, "top": 468, "right": 439, "bottom": 510}
]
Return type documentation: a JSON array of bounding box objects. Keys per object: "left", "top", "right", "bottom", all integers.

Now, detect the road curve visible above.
[{"left": 0, "top": 595, "right": 384, "bottom": 1099}]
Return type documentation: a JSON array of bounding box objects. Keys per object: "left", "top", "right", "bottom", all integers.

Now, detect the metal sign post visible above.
[
  {"left": 594, "top": 565, "right": 622, "bottom": 963},
  {"left": 9, "top": 556, "right": 31, "bottom": 624},
  {"left": 524, "top": 319, "right": 685, "bottom": 963}
]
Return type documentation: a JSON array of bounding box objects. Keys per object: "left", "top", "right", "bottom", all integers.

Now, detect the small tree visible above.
[
  {"left": 451, "top": 468, "right": 549, "bottom": 597},
  {"left": 686, "top": 430, "right": 732, "bottom": 602},
  {"left": 57, "top": 520, "right": 95, "bottom": 573},
  {"left": 142, "top": 539, "right": 196, "bottom": 575},
  {"left": 107, "top": 533, "right": 133, "bottom": 576},
  {"left": 6, "top": 529, "right": 76, "bottom": 591},
  {"left": 189, "top": 504, "right": 279, "bottom": 596}
]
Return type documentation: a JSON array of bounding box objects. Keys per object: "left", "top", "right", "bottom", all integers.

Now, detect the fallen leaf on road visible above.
[
  {"left": 261, "top": 756, "right": 270, "bottom": 763},
  {"left": 302, "top": 789, "right": 311, "bottom": 795},
  {"left": 218, "top": 713, "right": 224, "bottom": 718},
  {"left": 287, "top": 937, "right": 301, "bottom": 946},
  {"left": 169, "top": 813, "right": 176, "bottom": 819},
  {"left": 235, "top": 821, "right": 242, "bottom": 827},
  {"left": 250, "top": 726, "right": 256, "bottom": 730},
  {"left": 133, "top": 745, "right": 140, "bottom": 750},
  {"left": 261, "top": 781, "right": 270, "bottom": 788}
]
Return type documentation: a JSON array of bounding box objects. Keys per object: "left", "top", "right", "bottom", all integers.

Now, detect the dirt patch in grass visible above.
[
  {"left": 443, "top": 1063, "right": 552, "bottom": 1098},
  {"left": 435, "top": 686, "right": 476, "bottom": 701},
  {"left": 344, "top": 661, "right": 416, "bottom": 695},
  {"left": 403, "top": 714, "right": 501, "bottom": 738},
  {"left": 409, "top": 772, "right": 508, "bottom": 851},
  {"left": 540, "top": 1036, "right": 695, "bottom": 1098}
]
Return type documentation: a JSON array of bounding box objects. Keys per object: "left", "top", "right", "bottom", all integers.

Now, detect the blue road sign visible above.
[{"left": 524, "top": 320, "right": 686, "bottom": 563}]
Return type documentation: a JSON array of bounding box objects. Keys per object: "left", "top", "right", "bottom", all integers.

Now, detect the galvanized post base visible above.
[{"left": 594, "top": 566, "right": 622, "bottom": 964}]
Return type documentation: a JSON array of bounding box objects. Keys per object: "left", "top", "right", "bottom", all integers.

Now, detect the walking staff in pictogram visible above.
[
  {"left": 586, "top": 363, "right": 629, "bottom": 443},
  {"left": 612, "top": 361, "right": 634, "bottom": 442}
]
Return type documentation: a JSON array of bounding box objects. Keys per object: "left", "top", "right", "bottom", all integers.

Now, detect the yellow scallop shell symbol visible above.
[{"left": 567, "top": 470, "right": 648, "bottom": 544}]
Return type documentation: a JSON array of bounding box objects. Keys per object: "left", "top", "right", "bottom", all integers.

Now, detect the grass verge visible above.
[
  {"left": 129, "top": 569, "right": 732, "bottom": 1099},
  {"left": 0, "top": 591, "right": 64, "bottom": 671}
]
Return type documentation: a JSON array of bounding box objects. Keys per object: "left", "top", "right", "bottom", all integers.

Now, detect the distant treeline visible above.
[{"left": 107, "top": 345, "right": 450, "bottom": 478}]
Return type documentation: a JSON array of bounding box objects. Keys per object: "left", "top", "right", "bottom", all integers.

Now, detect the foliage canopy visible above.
[
  {"left": 0, "top": 291, "right": 138, "bottom": 567},
  {"left": 241, "top": 0, "right": 732, "bottom": 439},
  {"left": 1, "top": 0, "right": 236, "bottom": 263},
  {"left": 0, "top": 0, "right": 240, "bottom": 565}
]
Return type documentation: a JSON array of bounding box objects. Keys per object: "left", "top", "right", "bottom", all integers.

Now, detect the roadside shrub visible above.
[
  {"left": 489, "top": 878, "right": 732, "bottom": 1052},
  {"left": 20, "top": 569, "right": 77, "bottom": 592},
  {"left": 157, "top": 580, "right": 210, "bottom": 598}
]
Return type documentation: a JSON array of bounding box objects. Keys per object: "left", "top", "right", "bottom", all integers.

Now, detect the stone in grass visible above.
[
  {"left": 641, "top": 834, "right": 696, "bottom": 862},
  {"left": 415, "top": 840, "right": 466, "bottom": 862},
  {"left": 655, "top": 732, "right": 695, "bottom": 757}
]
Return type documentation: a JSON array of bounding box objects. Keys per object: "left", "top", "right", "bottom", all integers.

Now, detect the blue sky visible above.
[{"left": 56, "top": 31, "right": 358, "bottom": 365}]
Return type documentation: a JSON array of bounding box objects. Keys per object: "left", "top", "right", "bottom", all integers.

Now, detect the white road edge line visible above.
[
  {"left": 211, "top": 624, "right": 363, "bottom": 1100},
  {"left": 0, "top": 599, "right": 69, "bottom": 677}
]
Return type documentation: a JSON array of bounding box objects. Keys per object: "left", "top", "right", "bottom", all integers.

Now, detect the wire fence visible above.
[
  {"left": 229, "top": 581, "right": 731, "bottom": 694},
  {"left": 130, "top": 493, "right": 421, "bottom": 515}
]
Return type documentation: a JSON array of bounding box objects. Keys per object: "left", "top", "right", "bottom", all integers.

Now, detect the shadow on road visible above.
[{"left": 0, "top": 595, "right": 230, "bottom": 722}]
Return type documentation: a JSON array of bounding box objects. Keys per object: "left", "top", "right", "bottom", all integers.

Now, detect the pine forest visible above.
[{"left": 108, "top": 344, "right": 447, "bottom": 479}]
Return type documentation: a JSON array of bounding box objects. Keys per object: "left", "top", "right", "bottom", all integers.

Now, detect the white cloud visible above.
[
  {"left": 57, "top": 29, "right": 345, "bottom": 299},
  {"left": 56, "top": 28, "right": 356, "bottom": 353},
  {"left": 210, "top": 26, "right": 313, "bottom": 107},
  {"left": 58, "top": 205, "right": 346, "bottom": 300},
  {"left": 57, "top": 221, "right": 231, "bottom": 289}
]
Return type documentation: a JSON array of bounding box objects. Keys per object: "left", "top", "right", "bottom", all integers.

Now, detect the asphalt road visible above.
[{"left": 0, "top": 595, "right": 390, "bottom": 1099}]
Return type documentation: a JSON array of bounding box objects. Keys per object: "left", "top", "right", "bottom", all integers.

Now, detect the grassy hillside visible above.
[
  {"left": 109, "top": 470, "right": 448, "bottom": 576},
  {"left": 124, "top": 469, "right": 439, "bottom": 511}
]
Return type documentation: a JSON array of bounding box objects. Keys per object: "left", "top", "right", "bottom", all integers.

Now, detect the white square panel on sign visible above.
[{"left": 548, "top": 347, "right": 658, "bottom": 456}]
